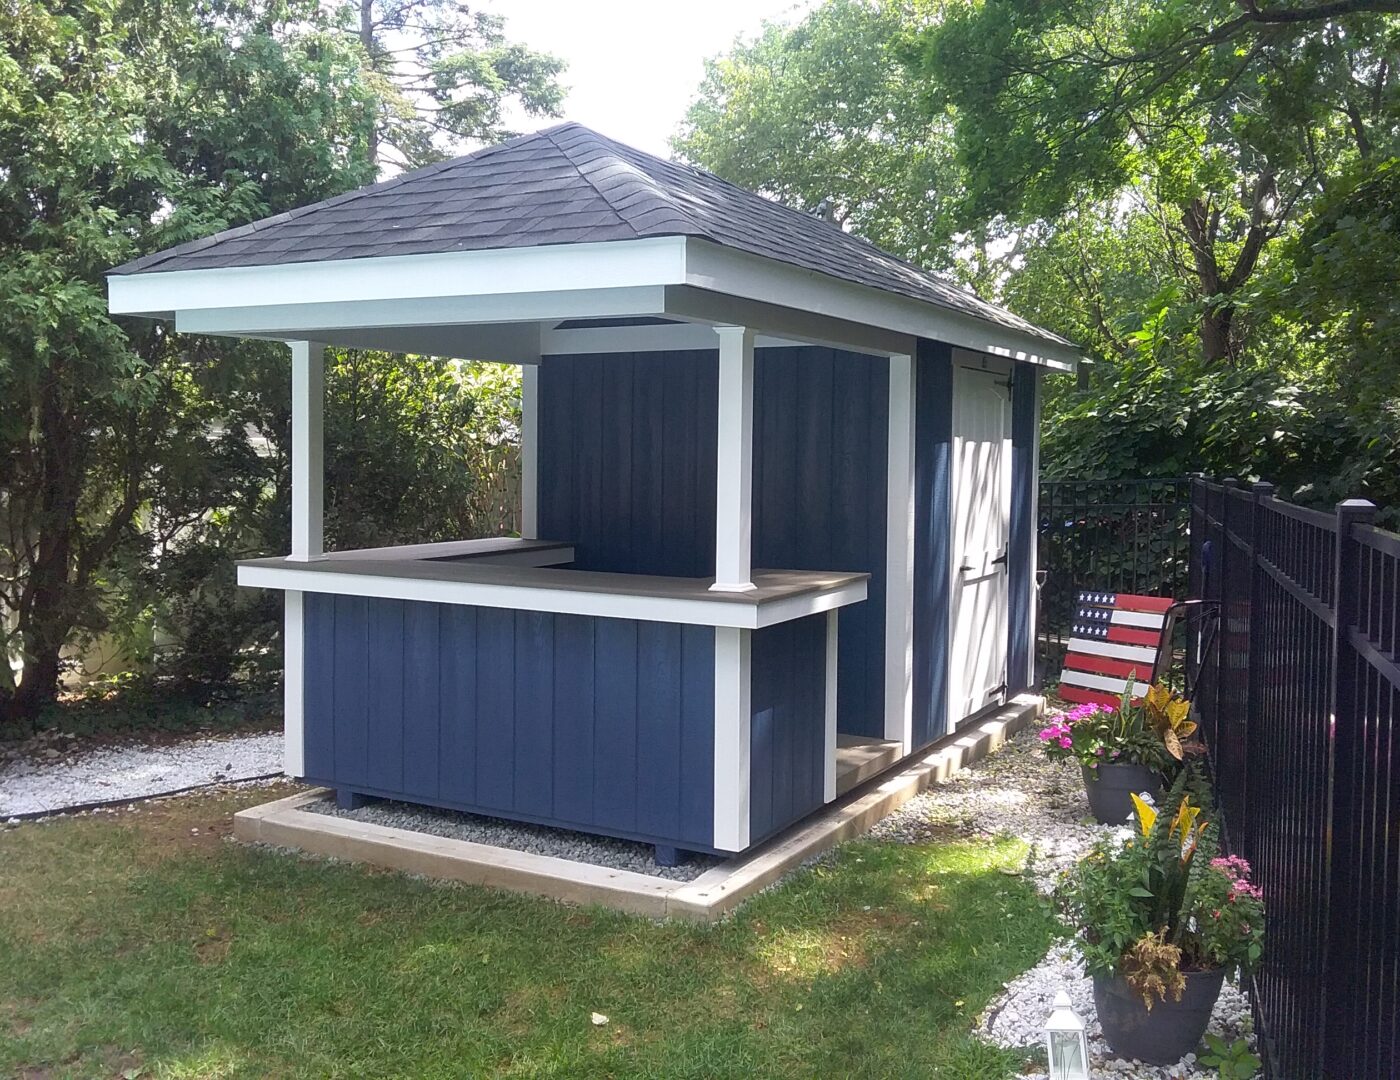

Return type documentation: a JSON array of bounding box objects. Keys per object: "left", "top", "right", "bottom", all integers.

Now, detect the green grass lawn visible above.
[{"left": 0, "top": 787, "right": 1055, "bottom": 1079}]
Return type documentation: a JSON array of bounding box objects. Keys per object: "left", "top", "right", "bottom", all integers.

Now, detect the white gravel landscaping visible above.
[
  {"left": 871, "top": 725, "right": 1261, "bottom": 1078},
  {"left": 0, "top": 731, "right": 284, "bottom": 817},
  {"left": 303, "top": 796, "right": 724, "bottom": 881}
]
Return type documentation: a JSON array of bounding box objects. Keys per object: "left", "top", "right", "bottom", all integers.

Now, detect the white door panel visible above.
[{"left": 950, "top": 360, "right": 1012, "bottom": 724}]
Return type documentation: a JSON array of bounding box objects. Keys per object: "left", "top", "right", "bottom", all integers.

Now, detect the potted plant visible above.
[
  {"left": 1059, "top": 779, "right": 1265, "bottom": 1065},
  {"left": 1040, "top": 681, "right": 1195, "bottom": 824}
]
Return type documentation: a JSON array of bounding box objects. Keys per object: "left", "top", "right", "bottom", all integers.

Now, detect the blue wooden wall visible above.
[
  {"left": 752, "top": 348, "right": 888, "bottom": 739},
  {"left": 537, "top": 350, "right": 718, "bottom": 577},
  {"left": 749, "top": 613, "right": 828, "bottom": 845},
  {"left": 912, "top": 339, "right": 953, "bottom": 750},
  {"left": 1007, "top": 362, "right": 1039, "bottom": 693},
  {"left": 537, "top": 346, "right": 888, "bottom": 737},
  {"left": 302, "top": 593, "right": 717, "bottom": 850}
]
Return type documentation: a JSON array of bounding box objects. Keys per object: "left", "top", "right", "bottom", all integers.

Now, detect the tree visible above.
[
  {"left": 0, "top": 0, "right": 377, "bottom": 728},
  {"left": 675, "top": 0, "right": 968, "bottom": 271},
  {"left": 349, "top": 0, "right": 565, "bottom": 169},
  {"left": 906, "top": 0, "right": 1400, "bottom": 362}
]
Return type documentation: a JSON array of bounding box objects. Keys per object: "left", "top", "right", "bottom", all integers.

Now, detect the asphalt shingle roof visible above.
[{"left": 112, "top": 123, "right": 1071, "bottom": 350}]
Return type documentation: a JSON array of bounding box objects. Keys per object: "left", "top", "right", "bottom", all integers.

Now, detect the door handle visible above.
[{"left": 991, "top": 552, "right": 1008, "bottom": 566}]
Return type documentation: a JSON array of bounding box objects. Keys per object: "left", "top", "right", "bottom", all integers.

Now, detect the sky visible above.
[{"left": 484, "top": 0, "right": 814, "bottom": 156}]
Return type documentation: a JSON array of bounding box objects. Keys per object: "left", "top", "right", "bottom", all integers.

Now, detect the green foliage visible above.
[
  {"left": 1060, "top": 778, "right": 1265, "bottom": 998},
  {"left": 1200, "top": 1033, "right": 1263, "bottom": 1079},
  {"left": 685, "top": 0, "right": 1400, "bottom": 518},
  {"left": 348, "top": 0, "right": 564, "bottom": 168},
  {"left": 676, "top": 0, "right": 969, "bottom": 271},
  {"left": 1038, "top": 693, "right": 1175, "bottom": 773},
  {"left": 0, "top": 0, "right": 529, "bottom": 731}
]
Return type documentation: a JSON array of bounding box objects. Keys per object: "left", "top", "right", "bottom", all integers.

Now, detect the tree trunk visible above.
[
  {"left": 1, "top": 365, "right": 83, "bottom": 732},
  {"left": 1199, "top": 305, "right": 1235, "bottom": 365},
  {"left": 361, "top": 0, "right": 379, "bottom": 166}
]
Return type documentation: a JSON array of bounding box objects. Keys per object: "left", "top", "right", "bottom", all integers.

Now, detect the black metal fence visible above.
[
  {"left": 1191, "top": 477, "right": 1400, "bottom": 1079},
  {"left": 1037, "top": 478, "right": 1192, "bottom": 679}
]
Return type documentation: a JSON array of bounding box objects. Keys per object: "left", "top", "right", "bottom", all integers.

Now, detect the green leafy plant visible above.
[
  {"left": 1199, "top": 1033, "right": 1262, "bottom": 1079},
  {"left": 1038, "top": 676, "right": 1183, "bottom": 772},
  {"left": 1060, "top": 774, "right": 1265, "bottom": 1005}
]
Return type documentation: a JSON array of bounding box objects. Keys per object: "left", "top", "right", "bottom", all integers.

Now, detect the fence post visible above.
[
  {"left": 1216, "top": 478, "right": 1238, "bottom": 773},
  {"left": 1322, "top": 497, "right": 1377, "bottom": 1076},
  {"left": 1239, "top": 482, "right": 1272, "bottom": 849}
]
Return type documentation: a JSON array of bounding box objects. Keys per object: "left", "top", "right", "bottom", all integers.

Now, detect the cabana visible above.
[{"left": 108, "top": 123, "right": 1083, "bottom": 865}]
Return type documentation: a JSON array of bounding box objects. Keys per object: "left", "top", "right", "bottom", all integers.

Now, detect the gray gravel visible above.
[
  {"left": 304, "top": 797, "right": 723, "bottom": 882},
  {"left": 977, "top": 942, "right": 1256, "bottom": 1080},
  {"left": 0, "top": 731, "right": 283, "bottom": 817},
  {"left": 868, "top": 726, "right": 1131, "bottom": 891},
  {"left": 870, "top": 725, "right": 1260, "bottom": 1077}
]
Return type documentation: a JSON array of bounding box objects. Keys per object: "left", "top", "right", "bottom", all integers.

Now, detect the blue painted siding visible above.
[
  {"left": 753, "top": 348, "right": 888, "bottom": 738},
  {"left": 749, "top": 614, "right": 828, "bottom": 844},
  {"left": 302, "top": 593, "right": 716, "bottom": 850},
  {"left": 1007, "top": 362, "right": 1039, "bottom": 693},
  {"left": 538, "top": 346, "right": 889, "bottom": 738},
  {"left": 912, "top": 339, "right": 953, "bottom": 749},
  {"left": 538, "top": 351, "right": 717, "bottom": 576}
]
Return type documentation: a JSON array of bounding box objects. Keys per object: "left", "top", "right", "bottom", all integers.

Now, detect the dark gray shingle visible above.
[{"left": 111, "top": 123, "right": 1071, "bottom": 349}]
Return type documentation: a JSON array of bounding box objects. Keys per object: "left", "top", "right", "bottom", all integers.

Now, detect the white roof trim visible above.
[{"left": 107, "top": 234, "right": 1083, "bottom": 369}]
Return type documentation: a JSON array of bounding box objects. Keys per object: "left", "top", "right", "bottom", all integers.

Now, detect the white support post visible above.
[
  {"left": 283, "top": 590, "right": 305, "bottom": 777},
  {"left": 288, "top": 340, "right": 325, "bottom": 562},
  {"left": 520, "top": 363, "right": 539, "bottom": 538},
  {"left": 824, "top": 609, "right": 839, "bottom": 802},
  {"left": 712, "top": 626, "right": 752, "bottom": 851},
  {"left": 711, "top": 325, "right": 756, "bottom": 593},
  {"left": 884, "top": 353, "right": 916, "bottom": 752}
]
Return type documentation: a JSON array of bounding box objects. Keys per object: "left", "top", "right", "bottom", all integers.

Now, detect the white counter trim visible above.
[{"left": 236, "top": 563, "right": 868, "bottom": 630}]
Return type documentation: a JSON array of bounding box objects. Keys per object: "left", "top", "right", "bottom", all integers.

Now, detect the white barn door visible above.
[{"left": 950, "top": 356, "right": 1013, "bottom": 724}]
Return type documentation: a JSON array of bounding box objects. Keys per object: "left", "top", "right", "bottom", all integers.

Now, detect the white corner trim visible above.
[
  {"left": 884, "top": 354, "right": 916, "bottom": 752},
  {"left": 288, "top": 341, "right": 325, "bottom": 562},
  {"left": 108, "top": 236, "right": 689, "bottom": 316},
  {"left": 283, "top": 590, "right": 305, "bottom": 777},
  {"left": 520, "top": 364, "right": 539, "bottom": 538},
  {"left": 235, "top": 563, "right": 867, "bottom": 630},
  {"left": 712, "top": 325, "right": 755, "bottom": 593},
  {"left": 713, "top": 626, "right": 752, "bottom": 852},
  {"left": 824, "top": 609, "right": 839, "bottom": 803}
]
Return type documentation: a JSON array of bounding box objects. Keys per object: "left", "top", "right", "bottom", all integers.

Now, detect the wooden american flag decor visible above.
[{"left": 1058, "top": 591, "right": 1177, "bottom": 708}]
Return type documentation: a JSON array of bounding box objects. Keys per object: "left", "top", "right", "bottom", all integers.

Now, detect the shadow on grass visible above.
[{"left": 0, "top": 798, "right": 1054, "bottom": 1079}]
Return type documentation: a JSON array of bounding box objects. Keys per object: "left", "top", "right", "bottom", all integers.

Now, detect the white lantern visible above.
[{"left": 1044, "top": 989, "right": 1090, "bottom": 1080}]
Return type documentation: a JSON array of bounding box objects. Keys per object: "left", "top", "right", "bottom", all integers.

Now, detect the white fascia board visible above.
[
  {"left": 681, "top": 239, "right": 1083, "bottom": 372},
  {"left": 107, "top": 236, "right": 689, "bottom": 316},
  {"left": 236, "top": 563, "right": 866, "bottom": 630}
]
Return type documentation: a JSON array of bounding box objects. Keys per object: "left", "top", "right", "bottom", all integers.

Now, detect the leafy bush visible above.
[{"left": 1060, "top": 777, "right": 1265, "bottom": 1006}]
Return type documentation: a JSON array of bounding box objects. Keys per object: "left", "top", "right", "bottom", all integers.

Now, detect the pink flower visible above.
[
  {"left": 1038, "top": 729, "right": 1054, "bottom": 742},
  {"left": 1059, "top": 736, "right": 1072, "bottom": 749}
]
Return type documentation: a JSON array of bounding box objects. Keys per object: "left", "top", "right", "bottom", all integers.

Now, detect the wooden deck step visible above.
[{"left": 835, "top": 735, "right": 903, "bottom": 796}]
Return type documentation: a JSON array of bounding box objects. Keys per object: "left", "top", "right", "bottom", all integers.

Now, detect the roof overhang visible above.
[{"left": 107, "top": 235, "right": 1083, "bottom": 370}]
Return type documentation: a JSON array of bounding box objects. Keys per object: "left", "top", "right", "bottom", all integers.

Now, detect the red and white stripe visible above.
[{"left": 1058, "top": 591, "right": 1173, "bottom": 707}]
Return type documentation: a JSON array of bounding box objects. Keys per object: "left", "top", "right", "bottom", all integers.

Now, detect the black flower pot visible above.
[
  {"left": 1093, "top": 967, "right": 1226, "bottom": 1065},
  {"left": 1080, "top": 762, "right": 1163, "bottom": 825}
]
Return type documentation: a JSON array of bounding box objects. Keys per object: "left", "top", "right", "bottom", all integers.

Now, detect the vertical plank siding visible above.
[
  {"left": 912, "top": 340, "right": 953, "bottom": 749},
  {"left": 749, "top": 614, "right": 829, "bottom": 845},
  {"left": 539, "top": 346, "right": 890, "bottom": 738},
  {"left": 538, "top": 350, "right": 718, "bottom": 577},
  {"left": 753, "top": 348, "right": 889, "bottom": 738},
  {"left": 303, "top": 594, "right": 716, "bottom": 851}
]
